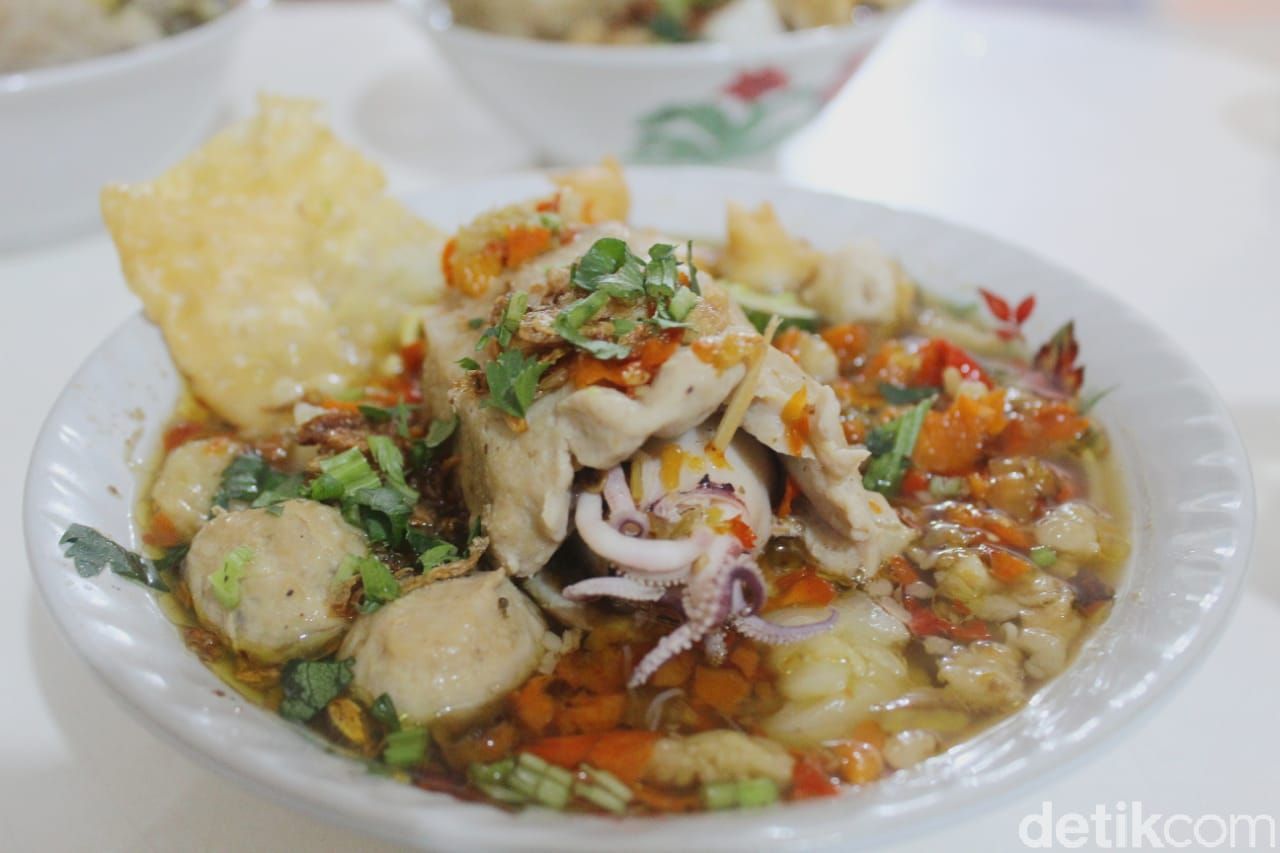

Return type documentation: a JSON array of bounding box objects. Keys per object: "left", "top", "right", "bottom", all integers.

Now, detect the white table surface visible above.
[{"left": 4, "top": 1, "right": 1277, "bottom": 850}]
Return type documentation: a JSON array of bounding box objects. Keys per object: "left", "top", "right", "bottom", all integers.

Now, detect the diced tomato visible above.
[
  {"left": 915, "top": 338, "right": 990, "bottom": 388},
  {"left": 766, "top": 568, "right": 838, "bottom": 612},
  {"left": 791, "top": 756, "right": 840, "bottom": 799},
  {"left": 903, "top": 596, "right": 989, "bottom": 641},
  {"left": 884, "top": 555, "right": 922, "bottom": 587},
  {"left": 900, "top": 467, "right": 930, "bottom": 496}
]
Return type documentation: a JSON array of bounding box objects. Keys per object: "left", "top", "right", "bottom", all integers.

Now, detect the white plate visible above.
[{"left": 23, "top": 168, "right": 1254, "bottom": 851}]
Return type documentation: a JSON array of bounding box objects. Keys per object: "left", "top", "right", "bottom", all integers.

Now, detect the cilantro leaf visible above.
[
  {"left": 213, "top": 454, "right": 270, "bottom": 508},
  {"left": 58, "top": 524, "right": 169, "bottom": 591},
  {"left": 423, "top": 414, "right": 459, "bottom": 449},
  {"left": 418, "top": 536, "right": 461, "bottom": 571},
  {"left": 878, "top": 382, "right": 941, "bottom": 405},
  {"left": 341, "top": 486, "right": 414, "bottom": 548},
  {"left": 482, "top": 349, "right": 548, "bottom": 420},
  {"left": 278, "top": 658, "right": 354, "bottom": 722},
  {"left": 862, "top": 397, "right": 934, "bottom": 496},
  {"left": 359, "top": 402, "right": 414, "bottom": 438},
  {"left": 571, "top": 237, "right": 645, "bottom": 298},
  {"left": 338, "top": 554, "right": 400, "bottom": 606}
]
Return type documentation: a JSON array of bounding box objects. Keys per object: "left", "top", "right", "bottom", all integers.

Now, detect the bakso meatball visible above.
[
  {"left": 151, "top": 436, "right": 241, "bottom": 541},
  {"left": 339, "top": 572, "right": 550, "bottom": 725},
  {"left": 184, "top": 500, "right": 366, "bottom": 663}
]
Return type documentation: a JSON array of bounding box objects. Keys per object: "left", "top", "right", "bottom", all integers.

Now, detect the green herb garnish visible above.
[
  {"left": 58, "top": 524, "right": 169, "bottom": 591},
  {"left": 279, "top": 658, "right": 354, "bottom": 723},
  {"left": 383, "top": 727, "right": 430, "bottom": 768},
  {"left": 477, "top": 291, "right": 529, "bottom": 351},
  {"left": 214, "top": 453, "right": 299, "bottom": 509},
  {"left": 310, "top": 447, "right": 380, "bottom": 501},
  {"left": 367, "top": 435, "right": 418, "bottom": 502},
  {"left": 371, "top": 693, "right": 400, "bottom": 732},
  {"left": 862, "top": 396, "right": 934, "bottom": 496},
  {"left": 341, "top": 486, "right": 414, "bottom": 548},
  {"left": 209, "top": 545, "right": 253, "bottom": 610},
  {"left": 878, "top": 382, "right": 941, "bottom": 405},
  {"left": 336, "top": 553, "right": 400, "bottom": 607},
  {"left": 418, "top": 536, "right": 461, "bottom": 571},
  {"left": 480, "top": 349, "right": 549, "bottom": 420}
]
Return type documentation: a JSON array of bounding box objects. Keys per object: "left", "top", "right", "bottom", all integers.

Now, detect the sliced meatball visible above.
[
  {"left": 151, "top": 436, "right": 241, "bottom": 541},
  {"left": 643, "top": 731, "right": 795, "bottom": 787},
  {"left": 339, "top": 572, "right": 550, "bottom": 725},
  {"left": 184, "top": 500, "right": 365, "bottom": 663}
]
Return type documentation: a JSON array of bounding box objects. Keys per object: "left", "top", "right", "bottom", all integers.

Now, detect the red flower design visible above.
[{"left": 723, "top": 67, "right": 789, "bottom": 102}]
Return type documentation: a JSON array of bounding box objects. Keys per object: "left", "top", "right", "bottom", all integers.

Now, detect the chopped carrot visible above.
[
  {"left": 781, "top": 385, "right": 811, "bottom": 455},
  {"left": 884, "top": 555, "right": 922, "bottom": 587},
  {"left": 555, "top": 692, "right": 627, "bottom": 735},
  {"left": 728, "top": 644, "right": 761, "bottom": 680},
  {"left": 588, "top": 731, "right": 660, "bottom": 784},
  {"left": 997, "top": 401, "right": 1090, "bottom": 456},
  {"left": 510, "top": 675, "right": 556, "bottom": 735},
  {"left": 440, "top": 237, "right": 456, "bottom": 286},
  {"left": 791, "top": 756, "right": 840, "bottom": 799},
  {"left": 524, "top": 734, "right": 597, "bottom": 770},
  {"left": 912, "top": 390, "right": 1008, "bottom": 475},
  {"left": 554, "top": 647, "right": 626, "bottom": 694},
  {"left": 849, "top": 719, "right": 887, "bottom": 751},
  {"left": 319, "top": 398, "right": 361, "bottom": 413},
  {"left": 900, "top": 467, "right": 930, "bottom": 496},
  {"left": 633, "top": 783, "right": 702, "bottom": 813},
  {"left": 504, "top": 224, "right": 553, "bottom": 268},
  {"left": 637, "top": 329, "right": 684, "bottom": 372},
  {"left": 692, "top": 666, "right": 751, "bottom": 715},
  {"left": 832, "top": 740, "right": 884, "bottom": 785},
  {"left": 820, "top": 323, "right": 869, "bottom": 367},
  {"left": 989, "top": 549, "right": 1033, "bottom": 583},
  {"left": 569, "top": 353, "right": 636, "bottom": 390},
  {"left": 650, "top": 649, "right": 695, "bottom": 688},
  {"left": 765, "top": 568, "right": 837, "bottom": 612},
  {"left": 773, "top": 327, "right": 807, "bottom": 362},
  {"left": 967, "top": 471, "right": 990, "bottom": 500},
  {"left": 776, "top": 476, "right": 800, "bottom": 518},
  {"left": 725, "top": 516, "right": 757, "bottom": 551},
  {"left": 143, "top": 512, "right": 183, "bottom": 548}
]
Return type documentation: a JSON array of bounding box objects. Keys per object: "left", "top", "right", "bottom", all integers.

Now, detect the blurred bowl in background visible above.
[
  {"left": 398, "top": 0, "right": 905, "bottom": 166},
  {"left": 0, "top": 0, "right": 266, "bottom": 251}
]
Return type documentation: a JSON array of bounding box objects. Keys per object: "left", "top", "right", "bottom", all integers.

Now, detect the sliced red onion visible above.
[
  {"left": 576, "top": 493, "right": 707, "bottom": 577},
  {"left": 602, "top": 466, "right": 649, "bottom": 537},
  {"left": 734, "top": 609, "right": 837, "bottom": 644},
  {"left": 562, "top": 575, "right": 665, "bottom": 602}
]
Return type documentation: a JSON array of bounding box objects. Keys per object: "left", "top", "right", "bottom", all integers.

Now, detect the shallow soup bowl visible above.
[{"left": 24, "top": 168, "right": 1253, "bottom": 851}]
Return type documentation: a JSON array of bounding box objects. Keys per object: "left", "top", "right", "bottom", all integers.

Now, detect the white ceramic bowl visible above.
[
  {"left": 398, "top": 0, "right": 903, "bottom": 165},
  {"left": 0, "top": 0, "right": 266, "bottom": 251},
  {"left": 24, "top": 169, "right": 1254, "bottom": 851}
]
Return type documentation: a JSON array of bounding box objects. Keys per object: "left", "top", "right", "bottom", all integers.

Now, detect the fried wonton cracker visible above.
[{"left": 102, "top": 95, "right": 446, "bottom": 434}]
